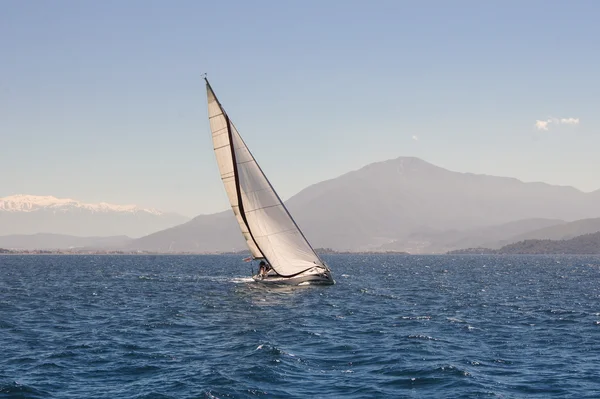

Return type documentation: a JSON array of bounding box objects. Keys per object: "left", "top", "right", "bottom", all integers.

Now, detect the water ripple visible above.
[{"left": 1, "top": 254, "right": 600, "bottom": 398}]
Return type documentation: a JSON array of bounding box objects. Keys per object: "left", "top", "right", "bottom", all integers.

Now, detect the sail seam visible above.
[
  {"left": 245, "top": 204, "right": 281, "bottom": 213},
  {"left": 244, "top": 187, "right": 271, "bottom": 195},
  {"left": 251, "top": 227, "right": 298, "bottom": 238}
]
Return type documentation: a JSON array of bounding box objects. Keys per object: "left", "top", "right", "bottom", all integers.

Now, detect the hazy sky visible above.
[{"left": 1, "top": 0, "right": 598, "bottom": 217}]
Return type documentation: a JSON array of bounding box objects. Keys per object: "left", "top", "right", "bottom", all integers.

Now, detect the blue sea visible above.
[{"left": 1, "top": 254, "right": 599, "bottom": 398}]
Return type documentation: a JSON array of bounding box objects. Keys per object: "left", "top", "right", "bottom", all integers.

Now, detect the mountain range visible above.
[
  {"left": 124, "top": 157, "right": 600, "bottom": 253},
  {"left": 2, "top": 157, "right": 599, "bottom": 253},
  {"left": 0, "top": 195, "right": 189, "bottom": 238}
]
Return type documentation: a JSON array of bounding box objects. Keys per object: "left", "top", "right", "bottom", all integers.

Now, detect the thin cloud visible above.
[
  {"left": 534, "top": 117, "right": 580, "bottom": 131},
  {"left": 412, "top": 135, "right": 419, "bottom": 141},
  {"left": 560, "top": 117, "right": 580, "bottom": 125},
  {"left": 535, "top": 120, "right": 550, "bottom": 131}
]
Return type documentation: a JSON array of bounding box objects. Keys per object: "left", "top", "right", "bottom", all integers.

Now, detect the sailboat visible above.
[{"left": 205, "top": 78, "right": 334, "bottom": 285}]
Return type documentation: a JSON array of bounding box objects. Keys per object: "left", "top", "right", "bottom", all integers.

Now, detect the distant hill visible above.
[
  {"left": 127, "top": 156, "right": 600, "bottom": 253},
  {"left": 0, "top": 233, "right": 133, "bottom": 250},
  {"left": 506, "top": 218, "right": 600, "bottom": 242},
  {"left": 497, "top": 232, "right": 600, "bottom": 254},
  {"left": 375, "top": 218, "right": 566, "bottom": 253},
  {"left": 449, "top": 230, "right": 600, "bottom": 255},
  {"left": 0, "top": 194, "right": 189, "bottom": 238},
  {"left": 442, "top": 218, "right": 600, "bottom": 255},
  {"left": 129, "top": 212, "right": 244, "bottom": 253}
]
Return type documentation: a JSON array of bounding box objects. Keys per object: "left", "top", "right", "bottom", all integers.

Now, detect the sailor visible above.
[{"left": 258, "top": 261, "right": 268, "bottom": 276}]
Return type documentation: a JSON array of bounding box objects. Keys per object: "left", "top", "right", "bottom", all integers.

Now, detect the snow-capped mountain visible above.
[
  {"left": 0, "top": 194, "right": 162, "bottom": 215},
  {"left": 0, "top": 194, "right": 189, "bottom": 238}
]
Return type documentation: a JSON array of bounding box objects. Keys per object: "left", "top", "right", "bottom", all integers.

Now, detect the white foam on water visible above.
[{"left": 231, "top": 277, "right": 254, "bottom": 284}]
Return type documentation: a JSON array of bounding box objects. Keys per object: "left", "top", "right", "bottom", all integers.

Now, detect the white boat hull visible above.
[{"left": 252, "top": 267, "right": 334, "bottom": 285}]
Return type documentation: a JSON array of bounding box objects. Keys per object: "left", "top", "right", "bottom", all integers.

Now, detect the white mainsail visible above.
[
  {"left": 207, "top": 83, "right": 262, "bottom": 259},
  {"left": 206, "top": 80, "right": 326, "bottom": 277}
]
